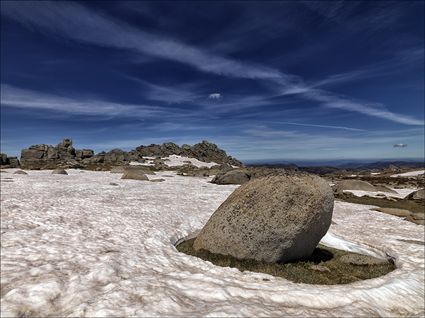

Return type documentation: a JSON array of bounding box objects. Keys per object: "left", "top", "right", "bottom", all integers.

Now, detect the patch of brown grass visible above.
[{"left": 176, "top": 238, "right": 395, "bottom": 285}]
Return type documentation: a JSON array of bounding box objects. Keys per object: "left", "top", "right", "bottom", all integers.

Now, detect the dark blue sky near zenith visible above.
[{"left": 1, "top": 0, "right": 424, "bottom": 161}]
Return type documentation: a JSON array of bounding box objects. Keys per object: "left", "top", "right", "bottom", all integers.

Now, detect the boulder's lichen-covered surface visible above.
[
  {"left": 194, "top": 175, "right": 334, "bottom": 263},
  {"left": 1, "top": 170, "right": 424, "bottom": 317}
]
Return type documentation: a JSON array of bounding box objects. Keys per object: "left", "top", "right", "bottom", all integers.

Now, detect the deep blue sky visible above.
[{"left": 1, "top": 1, "right": 424, "bottom": 161}]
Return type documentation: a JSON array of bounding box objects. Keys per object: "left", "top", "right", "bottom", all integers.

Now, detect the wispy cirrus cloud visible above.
[
  {"left": 1, "top": 0, "right": 423, "bottom": 127},
  {"left": 0, "top": 1, "right": 284, "bottom": 81},
  {"left": 269, "top": 121, "right": 366, "bottom": 132},
  {"left": 0, "top": 84, "right": 166, "bottom": 118}
]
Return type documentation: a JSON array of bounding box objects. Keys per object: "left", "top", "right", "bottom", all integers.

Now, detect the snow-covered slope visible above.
[
  {"left": 391, "top": 170, "right": 425, "bottom": 177},
  {"left": 1, "top": 170, "right": 424, "bottom": 317},
  {"left": 343, "top": 187, "right": 417, "bottom": 199},
  {"left": 130, "top": 155, "right": 219, "bottom": 168}
]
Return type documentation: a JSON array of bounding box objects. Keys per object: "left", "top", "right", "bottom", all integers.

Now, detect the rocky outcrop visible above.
[
  {"left": 136, "top": 140, "right": 241, "bottom": 166},
  {"left": 189, "top": 140, "right": 240, "bottom": 166},
  {"left": 0, "top": 153, "right": 20, "bottom": 168},
  {"left": 18, "top": 139, "right": 241, "bottom": 170},
  {"left": 20, "top": 139, "right": 89, "bottom": 169},
  {"left": 194, "top": 174, "right": 334, "bottom": 263}
]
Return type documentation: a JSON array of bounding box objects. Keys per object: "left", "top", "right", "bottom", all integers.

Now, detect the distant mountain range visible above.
[{"left": 247, "top": 159, "right": 424, "bottom": 173}]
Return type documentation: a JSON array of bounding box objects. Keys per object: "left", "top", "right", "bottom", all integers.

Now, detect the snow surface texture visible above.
[
  {"left": 391, "top": 170, "right": 425, "bottom": 178},
  {"left": 1, "top": 169, "right": 424, "bottom": 317},
  {"left": 343, "top": 188, "right": 417, "bottom": 199},
  {"left": 130, "top": 155, "right": 219, "bottom": 168}
]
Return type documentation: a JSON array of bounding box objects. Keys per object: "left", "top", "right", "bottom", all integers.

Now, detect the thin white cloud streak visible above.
[
  {"left": 309, "top": 47, "right": 424, "bottom": 88},
  {"left": 274, "top": 88, "right": 425, "bottom": 126},
  {"left": 0, "top": 84, "right": 165, "bottom": 118},
  {"left": 270, "top": 121, "right": 366, "bottom": 132},
  {"left": 124, "top": 76, "right": 202, "bottom": 104},
  {"left": 1, "top": 1, "right": 423, "bottom": 126},
  {"left": 1, "top": 1, "right": 284, "bottom": 81},
  {"left": 304, "top": 90, "right": 424, "bottom": 126}
]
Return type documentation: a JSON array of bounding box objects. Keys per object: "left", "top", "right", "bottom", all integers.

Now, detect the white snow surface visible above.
[
  {"left": 391, "top": 170, "right": 425, "bottom": 178},
  {"left": 162, "top": 155, "right": 219, "bottom": 168},
  {"left": 1, "top": 169, "right": 424, "bottom": 317},
  {"left": 130, "top": 155, "right": 219, "bottom": 168},
  {"left": 343, "top": 187, "right": 417, "bottom": 199}
]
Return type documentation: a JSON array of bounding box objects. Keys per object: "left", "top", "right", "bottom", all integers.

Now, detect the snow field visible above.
[{"left": 1, "top": 169, "right": 424, "bottom": 317}]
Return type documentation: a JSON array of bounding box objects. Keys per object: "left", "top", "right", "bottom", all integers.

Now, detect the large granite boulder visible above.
[
  {"left": 211, "top": 170, "right": 250, "bottom": 185},
  {"left": 193, "top": 175, "right": 334, "bottom": 263}
]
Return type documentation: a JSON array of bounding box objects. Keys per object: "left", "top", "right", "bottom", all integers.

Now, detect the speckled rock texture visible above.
[
  {"left": 121, "top": 170, "right": 149, "bottom": 181},
  {"left": 194, "top": 174, "right": 334, "bottom": 263}
]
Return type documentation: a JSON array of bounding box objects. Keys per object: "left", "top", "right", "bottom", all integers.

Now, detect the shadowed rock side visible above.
[
  {"left": 406, "top": 189, "right": 424, "bottom": 201},
  {"left": 194, "top": 175, "right": 334, "bottom": 263},
  {"left": 0, "top": 153, "right": 20, "bottom": 168},
  {"left": 18, "top": 139, "right": 242, "bottom": 170}
]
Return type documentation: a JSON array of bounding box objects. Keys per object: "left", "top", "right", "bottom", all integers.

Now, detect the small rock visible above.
[
  {"left": 150, "top": 179, "right": 165, "bottom": 182},
  {"left": 52, "top": 168, "right": 68, "bottom": 175},
  {"left": 121, "top": 170, "right": 149, "bottom": 181},
  {"left": 13, "top": 170, "right": 28, "bottom": 175},
  {"left": 109, "top": 182, "right": 119, "bottom": 186},
  {"left": 310, "top": 264, "right": 331, "bottom": 272}
]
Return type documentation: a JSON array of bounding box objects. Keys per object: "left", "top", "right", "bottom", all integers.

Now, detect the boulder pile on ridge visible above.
[{"left": 19, "top": 139, "right": 241, "bottom": 170}]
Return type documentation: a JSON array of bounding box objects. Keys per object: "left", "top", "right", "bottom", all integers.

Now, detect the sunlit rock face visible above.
[{"left": 194, "top": 174, "right": 334, "bottom": 263}]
